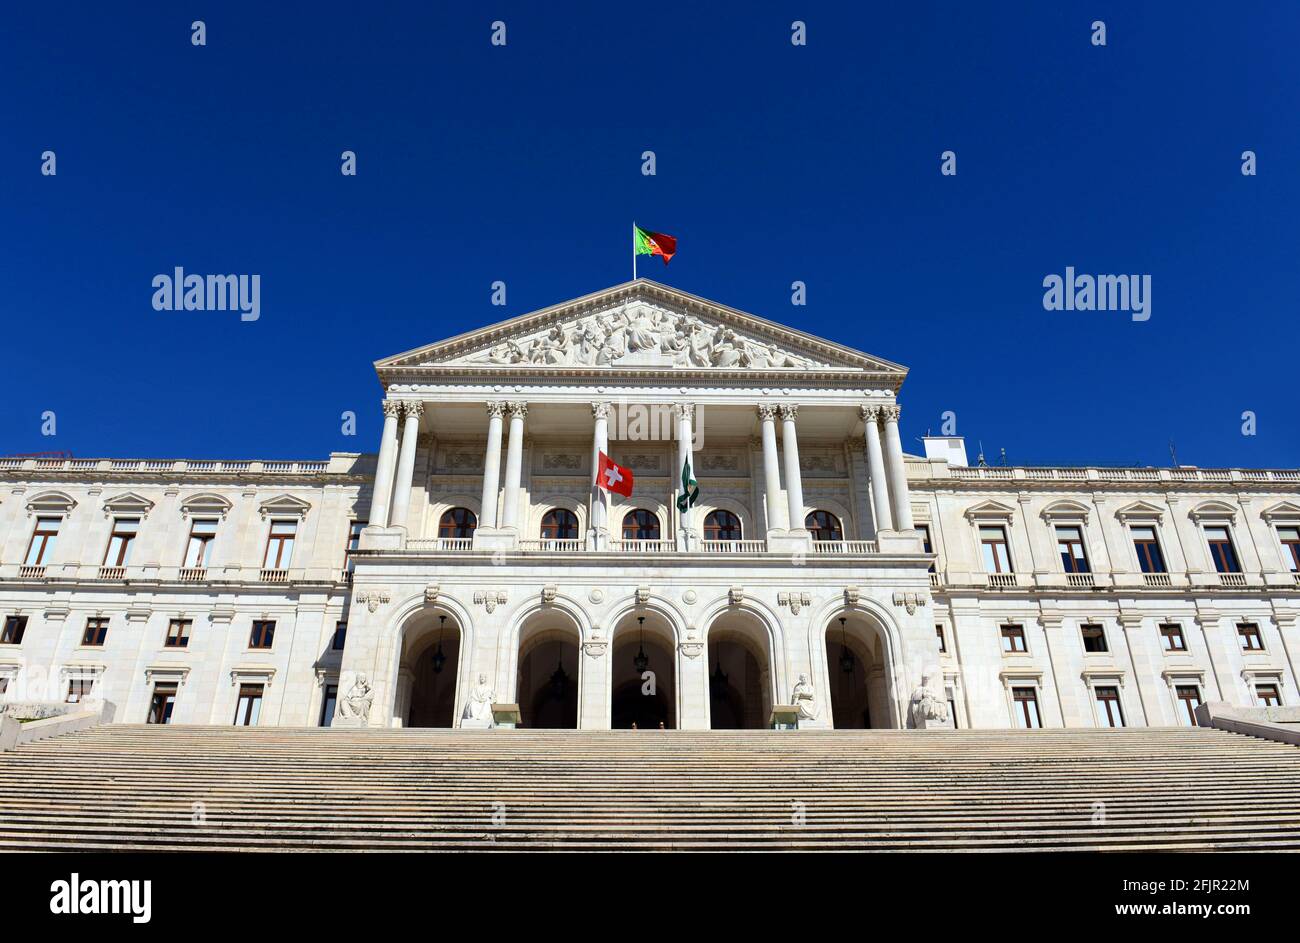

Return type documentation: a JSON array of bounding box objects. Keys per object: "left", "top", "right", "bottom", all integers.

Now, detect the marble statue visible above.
[
  {"left": 792, "top": 673, "right": 819, "bottom": 721},
  {"left": 908, "top": 670, "right": 950, "bottom": 728},
  {"left": 464, "top": 673, "right": 496, "bottom": 722},
  {"left": 339, "top": 674, "right": 373, "bottom": 722}
]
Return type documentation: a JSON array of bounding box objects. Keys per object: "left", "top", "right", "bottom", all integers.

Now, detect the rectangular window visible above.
[
  {"left": 1256, "top": 684, "right": 1281, "bottom": 707},
  {"left": 1, "top": 616, "right": 27, "bottom": 645},
  {"left": 1131, "top": 525, "right": 1166, "bottom": 574},
  {"left": 0, "top": 677, "right": 8, "bottom": 696},
  {"left": 332, "top": 621, "right": 347, "bottom": 651},
  {"left": 1278, "top": 526, "right": 1300, "bottom": 572},
  {"left": 1080, "top": 623, "right": 1108, "bottom": 653},
  {"left": 346, "top": 521, "right": 366, "bottom": 555},
  {"left": 81, "top": 617, "right": 109, "bottom": 647},
  {"left": 103, "top": 517, "right": 140, "bottom": 567},
  {"left": 947, "top": 695, "right": 959, "bottom": 729},
  {"left": 234, "top": 684, "right": 264, "bottom": 726},
  {"left": 183, "top": 518, "right": 218, "bottom": 568},
  {"left": 1000, "top": 624, "right": 1027, "bottom": 653},
  {"left": 263, "top": 520, "right": 297, "bottom": 569},
  {"left": 320, "top": 684, "right": 338, "bottom": 727},
  {"left": 1204, "top": 526, "right": 1241, "bottom": 574},
  {"left": 164, "top": 619, "right": 191, "bottom": 648},
  {"left": 980, "top": 526, "right": 1012, "bottom": 574},
  {"left": 24, "top": 517, "right": 61, "bottom": 566},
  {"left": 1159, "top": 623, "right": 1186, "bottom": 652},
  {"left": 1175, "top": 684, "right": 1202, "bottom": 726},
  {"left": 1237, "top": 622, "right": 1264, "bottom": 651},
  {"left": 148, "top": 684, "right": 177, "bottom": 724},
  {"left": 65, "top": 678, "right": 94, "bottom": 704},
  {"left": 935, "top": 624, "right": 946, "bottom": 653},
  {"left": 1056, "top": 525, "right": 1090, "bottom": 574},
  {"left": 918, "top": 524, "right": 935, "bottom": 572},
  {"left": 1012, "top": 687, "right": 1041, "bottom": 728},
  {"left": 249, "top": 620, "right": 276, "bottom": 650},
  {"left": 1094, "top": 686, "right": 1125, "bottom": 727}
]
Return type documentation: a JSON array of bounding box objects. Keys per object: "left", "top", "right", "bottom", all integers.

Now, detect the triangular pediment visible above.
[
  {"left": 964, "top": 500, "right": 1017, "bottom": 522},
  {"left": 376, "top": 280, "right": 906, "bottom": 384},
  {"left": 1262, "top": 501, "right": 1300, "bottom": 523},
  {"left": 1115, "top": 500, "right": 1166, "bottom": 522}
]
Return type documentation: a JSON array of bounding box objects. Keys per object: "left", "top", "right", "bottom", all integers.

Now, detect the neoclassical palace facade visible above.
[{"left": 2, "top": 281, "right": 1298, "bottom": 731}]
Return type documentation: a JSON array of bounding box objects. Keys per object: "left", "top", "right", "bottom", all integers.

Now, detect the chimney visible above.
[{"left": 922, "top": 436, "right": 968, "bottom": 467}]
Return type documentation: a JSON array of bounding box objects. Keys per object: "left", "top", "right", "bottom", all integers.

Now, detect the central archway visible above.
[
  {"left": 706, "top": 611, "right": 774, "bottom": 729},
  {"left": 517, "top": 622, "right": 580, "bottom": 728},
  {"left": 823, "top": 612, "right": 896, "bottom": 728},
  {"left": 610, "top": 612, "right": 677, "bottom": 729},
  {"left": 396, "top": 611, "right": 463, "bottom": 728}
]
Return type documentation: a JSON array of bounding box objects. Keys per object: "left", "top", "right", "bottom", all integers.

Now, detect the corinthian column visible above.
[
  {"left": 479, "top": 402, "right": 505, "bottom": 529},
  {"left": 590, "top": 402, "right": 610, "bottom": 546},
  {"left": 367, "top": 400, "right": 403, "bottom": 527},
  {"left": 675, "top": 403, "right": 696, "bottom": 550},
  {"left": 860, "top": 404, "right": 894, "bottom": 532},
  {"left": 780, "top": 404, "right": 806, "bottom": 533},
  {"left": 500, "top": 402, "right": 528, "bottom": 529},
  {"left": 880, "top": 404, "right": 914, "bottom": 531},
  {"left": 388, "top": 401, "right": 424, "bottom": 530},
  {"left": 758, "top": 404, "right": 787, "bottom": 533}
]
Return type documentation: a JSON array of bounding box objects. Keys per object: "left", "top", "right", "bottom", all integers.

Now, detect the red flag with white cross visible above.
[{"left": 597, "top": 451, "right": 634, "bottom": 498}]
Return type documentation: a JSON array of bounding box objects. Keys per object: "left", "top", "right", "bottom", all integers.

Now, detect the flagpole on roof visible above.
[{"left": 632, "top": 221, "right": 637, "bottom": 281}]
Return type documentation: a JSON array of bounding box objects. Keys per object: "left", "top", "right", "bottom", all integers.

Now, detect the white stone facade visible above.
[{"left": 1, "top": 280, "right": 1296, "bottom": 731}]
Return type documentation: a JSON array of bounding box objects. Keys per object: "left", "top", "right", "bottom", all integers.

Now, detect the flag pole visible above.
[{"left": 632, "top": 221, "right": 637, "bottom": 281}]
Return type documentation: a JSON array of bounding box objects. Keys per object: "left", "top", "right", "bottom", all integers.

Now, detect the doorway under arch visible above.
[
  {"left": 610, "top": 612, "right": 677, "bottom": 729},
  {"left": 517, "top": 623, "right": 580, "bottom": 729},
  {"left": 397, "top": 612, "right": 462, "bottom": 727},
  {"left": 707, "top": 612, "right": 773, "bottom": 729},
  {"left": 824, "top": 613, "right": 895, "bottom": 729}
]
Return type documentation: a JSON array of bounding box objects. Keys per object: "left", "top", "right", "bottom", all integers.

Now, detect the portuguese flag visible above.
[{"left": 634, "top": 225, "right": 677, "bottom": 265}]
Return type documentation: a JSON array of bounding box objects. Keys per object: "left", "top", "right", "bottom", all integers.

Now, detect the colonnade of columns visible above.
[{"left": 366, "top": 397, "right": 917, "bottom": 542}]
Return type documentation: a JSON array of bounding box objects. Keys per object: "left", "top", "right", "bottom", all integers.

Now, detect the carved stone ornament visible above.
[
  {"left": 728, "top": 586, "right": 744, "bottom": 606},
  {"left": 635, "top": 585, "right": 651, "bottom": 605},
  {"left": 844, "top": 586, "right": 861, "bottom": 607},
  {"left": 583, "top": 640, "right": 608, "bottom": 659},
  {"left": 681, "top": 589, "right": 698, "bottom": 605},
  {"left": 778, "top": 591, "right": 812, "bottom": 615},
  {"left": 339, "top": 674, "right": 373, "bottom": 722},
  {"left": 541, "top": 584, "right": 558, "bottom": 604},
  {"left": 474, "top": 590, "right": 509, "bottom": 613},
  {"left": 424, "top": 584, "right": 440, "bottom": 605},
  {"left": 356, "top": 590, "right": 391, "bottom": 614},
  {"left": 679, "top": 641, "right": 704, "bottom": 659},
  {"left": 892, "top": 591, "right": 928, "bottom": 616},
  {"left": 589, "top": 588, "right": 605, "bottom": 604}
]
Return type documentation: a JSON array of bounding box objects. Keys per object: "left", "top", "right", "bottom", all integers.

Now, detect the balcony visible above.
[
  {"left": 97, "top": 566, "right": 126, "bottom": 581},
  {"left": 517, "top": 538, "right": 584, "bottom": 552},
  {"left": 810, "top": 540, "right": 879, "bottom": 554},
  {"left": 18, "top": 565, "right": 46, "bottom": 580},
  {"left": 987, "top": 573, "right": 1019, "bottom": 589},
  {"left": 1218, "top": 573, "right": 1248, "bottom": 588},
  {"left": 1065, "top": 573, "right": 1096, "bottom": 588},
  {"left": 259, "top": 568, "right": 289, "bottom": 584},
  {"left": 610, "top": 539, "right": 677, "bottom": 554},
  {"left": 1143, "top": 572, "right": 1173, "bottom": 588},
  {"left": 179, "top": 567, "right": 208, "bottom": 583},
  {"left": 386, "top": 537, "right": 897, "bottom": 557}
]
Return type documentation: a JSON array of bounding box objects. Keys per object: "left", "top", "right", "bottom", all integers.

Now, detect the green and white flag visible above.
[{"left": 677, "top": 457, "right": 699, "bottom": 514}]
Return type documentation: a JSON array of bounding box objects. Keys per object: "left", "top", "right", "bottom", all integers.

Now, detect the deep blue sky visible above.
[{"left": 3, "top": 2, "right": 1297, "bottom": 467}]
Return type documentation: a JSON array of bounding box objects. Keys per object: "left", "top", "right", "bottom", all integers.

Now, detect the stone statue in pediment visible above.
[{"left": 711, "top": 328, "right": 744, "bottom": 368}]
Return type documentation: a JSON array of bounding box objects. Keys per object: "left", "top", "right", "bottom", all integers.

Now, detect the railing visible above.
[
  {"left": 700, "top": 540, "right": 767, "bottom": 553},
  {"left": 97, "top": 566, "right": 126, "bottom": 581},
  {"left": 1066, "top": 573, "right": 1096, "bottom": 588},
  {"left": 810, "top": 540, "right": 879, "bottom": 554},
  {"left": 259, "top": 568, "right": 289, "bottom": 583},
  {"left": 1218, "top": 573, "right": 1248, "bottom": 588},
  {"left": 929, "top": 572, "right": 941, "bottom": 588},
  {"left": 407, "top": 537, "right": 474, "bottom": 552},
  {"left": 179, "top": 567, "right": 207, "bottom": 583},
  {"left": 987, "top": 573, "right": 1019, "bottom": 588},
  {"left": 18, "top": 565, "right": 46, "bottom": 579},
  {"left": 0, "top": 458, "right": 333, "bottom": 476},
  {"left": 944, "top": 465, "right": 1300, "bottom": 484},
  {"left": 611, "top": 539, "right": 677, "bottom": 553},
  {"left": 1143, "top": 572, "right": 1173, "bottom": 587},
  {"left": 518, "top": 538, "right": 584, "bottom": 552}
]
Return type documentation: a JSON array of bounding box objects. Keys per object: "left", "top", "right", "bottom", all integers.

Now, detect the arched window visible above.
[
  {"left": 438, "top": 507, "right": 477, "bottom": 539},
  {"left": 622, "top": 509, "right": 661, "bottom": 541},
  {"left": 704, "top": 510, "right": 742, "bottom": 541},
  {"left": 805, "top": 510, "right": 843, "bottom": 542},
  {"left": 541, "top": 508, "right": 579, "bottom": 540}
]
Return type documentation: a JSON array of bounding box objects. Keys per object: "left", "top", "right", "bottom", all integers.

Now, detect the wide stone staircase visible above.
[{"left": 1, "top": 724, "right": 1298, "bottom": 851}]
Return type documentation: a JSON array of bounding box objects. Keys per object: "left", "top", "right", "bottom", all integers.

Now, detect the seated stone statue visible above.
[
  {"left": 463, "top": 673, "right": 496, "bottom": 722},
  {"left": 908, "top": 670, "right": 950, "bottom": 728},
  {"left": 339, "top": 674, "right": 373, "bottom": 722},
  {"left": 792, "top": 673, "right": 819, "bottom": 720}
]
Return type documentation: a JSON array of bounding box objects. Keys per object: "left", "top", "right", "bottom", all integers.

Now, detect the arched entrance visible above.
[
  {"left": 610, "top": 612, "right": 676, "bottom": 729},
  {"left": 707, "top": 611, "right": 773, "bottom": 729},
  {"left": 517, "top": 622, "right": 580, "bottom": 729},
  {"left": 396, "top": 612, "right": 462, "bottom": 727},
  {"left": 824, "top": 613, "right": 895, "bottom": 729}
]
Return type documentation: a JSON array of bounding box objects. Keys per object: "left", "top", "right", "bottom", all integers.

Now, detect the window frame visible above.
[
  {"left": 262, "top": 519, "right": 298, "bottom": 569},
  {"left": 1011, "top": 686, "right": 1042, "bottom": 728},
  {"left": 1203, "top": 524, "right": 1241, "bottom": 574},
  {"left": 332, "top": 621, "right": 347, "bottom": 651},
  {"left": 249, "top": 620, "right": 276, "bottom": 650},
  {"left": 1174, "top": 684, "right": 1202, "bottom": 726},
  {"left": 1, "top": 616, "right": 28, "bottom": 645},
  {"left": 703, "top": 509, "right": 743, "bottom": 541},
  {"left": 1236, "top": 622, "right": 1264, "bottom": 652},
  {"left": 103, "top": 517, "right": 140, "bottom": 567},
  {"left": 1080, "top": 623, "right": 1108, "bottom": 654},
  {"left": 148, "top": 684, "right": 178, "bottom": 724},
  {"left": 1255, "top": 684, "right": 1282, "bottom": 708},
  {"left": 1158, "top": 622, "right": 1187, "bottom": 652},
  {"left": 81, "top": 617, "right": 109, "bottom": 647},
  {"left": 979, "top": 525, "right": 1013, "bottom": 574},
  {"left": 438, "top": 507, "right": 477, "bottom": 540},
  {"left": 1055, "top": 525, "right": 1091, "bottom": 574},
  {"left": 164, "top": 618, "right": 191, "bottom": 649},
  {"left": 540, "top": 508, "right": 580, "bottom": 540},
  {"left": 1000, "top": 623, "right": 1027, "bottom": 654},
  {"left": 233, "top": 684, "right": 264, "bottom": 726},
  {"left": 183, "top": 517, "right": 219, "bottom": 568},
  {"left": 1093, "top": 685, "right": 1125, "bottom": 728},
  {"left": 621, "top": 509, "right": 661, "bottom": 541},
  {"left": 24, "top": 516, "right": 62, "bottom": 566},
  {"left": 804, "top": 510, "right": 844, "bottom": 542},
  {"left": 1276, "top": 525, "right": 1300, "bottom": 573},
  {"left": 1130, "top": 524, "right": 1167, "bottom": 574}
]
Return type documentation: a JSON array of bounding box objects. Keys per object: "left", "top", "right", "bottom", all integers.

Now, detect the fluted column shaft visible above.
[
  {"left": 590, "top": 403, "right": 610, "bottom": 541},
  {"left": 675, "top": 403, "right": 696, "bottom": 548},
  {"left": 780, "top": 404, "right": 805, "bottom": 532},
  {"left": 479, "top": 402, "right": 505, "bottom": 529},
  {"left": 881, "top": 404, "right": 914, "bottom": 530},
  {"left": 501, "top": 402, "right": 527, "bottom": 528},
  {"left": 388, "top": 401, "right": 424, "bottom": 529},
  {"left": 368, "top": 400, "right": 403, "bottom": 527},
  {"left": 758, "top": 404, "right": 787, "bottom": 532},
  {"left": 860, "top": 404, "right": 894, "bottom": 532}
]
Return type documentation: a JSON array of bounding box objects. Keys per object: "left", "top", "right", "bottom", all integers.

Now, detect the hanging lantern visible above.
[
  {"left": 838, "top": 616, "right": 855, "bottom": 673},
  {"left": 432, "top": 615, "right": 447, "bottom": 673},
  {"left": 633, "top": 615, "right": 650, "bottom": 673}
]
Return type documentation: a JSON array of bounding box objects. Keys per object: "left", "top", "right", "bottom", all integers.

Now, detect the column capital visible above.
[
  {"left": 506, "top": 401, "right": 528, "bottom": 418},
  {"left": 486, "top": 401, "right": 507, "bottom": 418},
  {"left": 673, "top": 402, "right": 696, "bottom": 422},
  {"left": 757, "top": 403, "right": 779, "bottom": 422},
  {"left": 382, "top": 400, "right": 403, "bottom": 419},
  {"left": 401, "top": 400, "right": 424, "bottom": 419},
  {"left": 859, "top": 403, "right": 882, "bottom": 423},
  {"left": 880, "top": 404, "right": 902, "bottom": 423},
  {"left": 591, "top": 402, "right": 610, "bottom": 420},
  {"left": 778, "top": 403, "right": 799, "bottom": 421}
]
